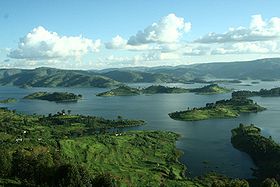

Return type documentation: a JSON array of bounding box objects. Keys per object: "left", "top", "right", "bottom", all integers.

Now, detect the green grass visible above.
[
  {"left": 60, "top": 131, "right": 201, "bottom": 186},
  {"left": 169, "top": 97, "right": 265, "bottom": 121}
]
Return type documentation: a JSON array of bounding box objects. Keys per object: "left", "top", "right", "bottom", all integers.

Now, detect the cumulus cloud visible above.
[
  {"left": 8, "top": 26, "right": 101, "bottom": 60},
  {"left": 105, "top": 35, "right": 127, "bottom": 49},
  {"left": 127, "top": 13, "right": 191, "bottom": 45},
  {"left": 211, "top": 41, "right": 279, "bottom": 55},
  {"left": 105, "top": 35, "right": 152, "bottom": 51},
  {"left": 195, "top": 15, "right": 280, "bottom": 43}
]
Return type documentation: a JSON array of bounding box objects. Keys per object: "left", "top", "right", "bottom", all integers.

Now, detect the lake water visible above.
[{"left": 1, "top": 80, "right": 280, "bottom": 178}]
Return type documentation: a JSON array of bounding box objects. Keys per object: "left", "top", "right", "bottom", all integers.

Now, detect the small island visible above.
[
  {"left": 142, "top": 85, "right": 188, "bottom": 94},
  {"left": 231, "top": 124, "right": 280, "bottom": 182},
  {"left": 169, "top": 96, "right": 265, "bottom": 121},
  {"left": 0, "top": 98, "right": 17, "bottom": 104},
  {"left": 189, "top": 84, "right": 231, "bottom": 95},
  {"left": 233, "top": 87, "right": 280, "bottom": 98},
  {"left": 97, "top": 85, "right": 188, "bottom": 96},
  {"left": 96, "top": 84, "right": 230, "bottom": 97},
  {"left": 24, "top": 92, "right": 82, "bottom": 102},
  {"left": 96, "top": 85, "right": 140, "bottom": 96}
]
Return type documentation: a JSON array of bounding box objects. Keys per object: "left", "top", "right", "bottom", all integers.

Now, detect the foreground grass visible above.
[{"left": 60, "top": 131, "right": 203, "bottom": 186}]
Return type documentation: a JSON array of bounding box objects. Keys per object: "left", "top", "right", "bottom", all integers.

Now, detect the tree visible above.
[
  {"left": 92, "top": 173, "right": 115, "bottom": 187},
  {"left": 0, "top": 149, "right": 12, "bottom": 177},
  {"left": 67, "top": 110, "right": 71, "bottom": 115},
  {"left": 53, "top": 164, "right": 93, "bottom": 187},
  {"left": 261, "top": 178, "right": 279, "bottom": 187}
]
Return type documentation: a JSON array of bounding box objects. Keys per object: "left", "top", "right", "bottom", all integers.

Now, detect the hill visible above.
[{"left": 0, "top": 67, "right": 120, "bottom": 88}]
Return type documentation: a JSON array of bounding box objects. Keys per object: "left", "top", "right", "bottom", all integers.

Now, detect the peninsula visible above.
[{"left": 231, "top": 124, "right": 280, "bottom": 183}]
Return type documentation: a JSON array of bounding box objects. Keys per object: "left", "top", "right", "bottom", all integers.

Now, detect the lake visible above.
[{"left": 1, "top": 80, "right": 280, "bottom": 178}]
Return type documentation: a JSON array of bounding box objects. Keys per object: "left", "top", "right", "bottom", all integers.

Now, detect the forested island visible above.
[
  {"left": 0, "top": 98, "right": 17, "bottom": 104},
  {"left": 24, "top": 92, "right": 82, "bottom": 102},
  {"left": 97, "top": 84, "right": 230, "bottom": 97},
  {"left": 169, "top": 96, "right": 265, "bottom": 121},
  {"left": 96, "top": 85, "right": 141, "bottom": 96},
  {"left": 232, "top": 87, "right": 280, "bottom": 98},
  {"left": 189, "top": 84, "right": 231, "bottom": 95},
  {"left": 96, "top": 85, "right": 188, "bottom": 96},
  {"left": 231, "top": 124, "right": 280, "bottom": 185}
]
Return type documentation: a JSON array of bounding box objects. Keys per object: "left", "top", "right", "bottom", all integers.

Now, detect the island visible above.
[
  {"left": 96, "top": 85, "right": 188, "bottom": 96},
  {"left": 96, "top": 85, "right": 140, "bottom": 96},
  {"left": 231, "top": 124, "right": 280, "bottom": 184},
  {"left": 189, "top": 84, "right": 231, "bottom": 95},
  {"left": 141, "top": 85, "right": 188, "bottom": 94},
  {"left": 169, "top": 96, "right": 265, "bottom": 121},
  {"left": 96, "top": 84, "right": 230, "bottom": 97},
  {"left": 0, "top": 98, "right": 17, "bottom": 104},
  {"left": 24, "top": 92, "right": 82, "bottom": 102},
  {"left": 232, "top": 87, "right": 280, "bottom": 98}
]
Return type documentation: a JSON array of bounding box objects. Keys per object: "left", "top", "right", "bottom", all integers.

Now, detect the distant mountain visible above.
[
  {"left": 144, "top": 58, "right": 280, "bottom": 80},
  {"left": 99, "top": 58, "right": 280, "bottom": 80},
  {"left": 0, "top": 67, "right": 120, "bottom": 88},
  {"left": 1, "top": 58, "right": 280, "bottom": 88},
  {"left": 100, "top": 70, "right": 178, "bottom": 83}
]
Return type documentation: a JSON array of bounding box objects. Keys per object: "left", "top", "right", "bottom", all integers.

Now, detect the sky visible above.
[{"left": 1, "top": 0, "right": 280, "bottom": 69}]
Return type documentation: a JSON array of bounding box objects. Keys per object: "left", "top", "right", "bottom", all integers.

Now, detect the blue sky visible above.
[{"left": 1, "top": 0, "right": 280, "bottom": 69}]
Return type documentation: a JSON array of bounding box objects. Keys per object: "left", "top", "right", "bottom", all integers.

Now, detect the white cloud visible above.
[
  {"left": 105, "top": 35, "right": 154, "bottom": 51},
  {"left": 8, "top": 26, "right": 101, "bottom": 60},
  {"left": 195, "top": 15, "right": 280, "bottom": 43},
  {"left": 128, "top": 13, "right": 191, "bottom": 45},
  {"left": 105, "top": 35, "right": 127, "bottom": 49},
  {"left": 211, "top": 41, "right": 279, "bottom": 55}
]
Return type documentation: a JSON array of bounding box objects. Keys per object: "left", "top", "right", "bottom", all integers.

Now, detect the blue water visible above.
[{"left": 1, "top": 80, "right": 280, "bottom": 178}]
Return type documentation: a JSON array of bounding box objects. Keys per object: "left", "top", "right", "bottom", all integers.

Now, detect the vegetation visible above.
[
  {"left": 189, "top": 84, "right": 231, "bottom": 94},
  {"left": 96, "top": 85, "right": 140, "bottom": 96},
  {"left": 0, "top": 98, "right": 17, "bottom": 103},
  {"left": 142, "top": 85, "right": 188, "bottom": 94},
  {"left": 97, "top": 85, "right": 188, "bottom": 96},
  {"left": 231, "top": 124, "right": 280, "bottom": 185},
  {"left": 97, "top": 84, "right": 230, "bottom": 97},
  {"left": 233, "top": 87, "right": 280, "bottom": 98},
  {"left": 0, "top": 107, "right": 276, "bottom": 186},
  {"left": 169, "top": 96, "right": 265, "bottom": 121},
  {"left": 24, "top": 92, "right": 82, "bottom": 102}
]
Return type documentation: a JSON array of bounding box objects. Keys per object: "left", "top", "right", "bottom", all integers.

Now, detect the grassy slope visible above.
[
  {"left": 60, "top": 131, "right": 201, "bottom": 187},
  {"left": 0, "top": 108, "right": 201, "bottom": 186}
]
